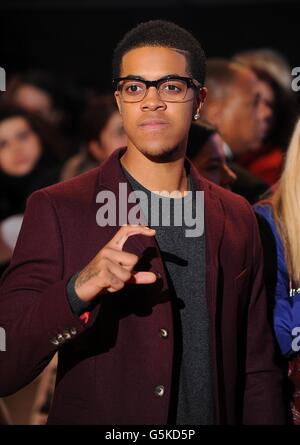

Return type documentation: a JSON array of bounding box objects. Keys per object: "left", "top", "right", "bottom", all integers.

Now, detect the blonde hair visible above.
[{"left": 272, "top": 117, "right": 300, "bottom": 285}]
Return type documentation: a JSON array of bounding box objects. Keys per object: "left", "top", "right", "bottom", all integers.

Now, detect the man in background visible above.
[{"left": 202, "top": 58, "right": 271, "bottom": 202}]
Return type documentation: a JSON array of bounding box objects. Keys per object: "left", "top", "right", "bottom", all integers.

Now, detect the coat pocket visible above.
[{"left": 234, "top": 267, "right": 249, "bottom": 286}]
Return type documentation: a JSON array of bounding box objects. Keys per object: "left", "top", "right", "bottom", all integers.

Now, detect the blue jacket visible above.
[{"left": 254, "top": 202, "right": 300, "bottom": 356}]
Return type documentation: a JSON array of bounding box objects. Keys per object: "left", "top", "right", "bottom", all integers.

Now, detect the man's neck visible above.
[{"left": 120, "top": 145, "right": 188, "bottom": 194}]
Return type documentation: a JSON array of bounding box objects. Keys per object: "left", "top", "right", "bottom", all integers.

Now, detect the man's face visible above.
[
  {"left": 253, "top": 78, "right": 274, "bottom": 148},
  {"left": 114, "top": 46, "right": 203, "bottom": 161},
  {"left": 192, "top": 133, "right": 236, "bottom": 189},
  {"left": 217, "top": 69, "right": 267, "bottom": 155}
]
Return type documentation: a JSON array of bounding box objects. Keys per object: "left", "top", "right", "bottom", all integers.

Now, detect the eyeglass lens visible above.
[{"left": 119, "top": 79, "right": 189, "bottom": 102}]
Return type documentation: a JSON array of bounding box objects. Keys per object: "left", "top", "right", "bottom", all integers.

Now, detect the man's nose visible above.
[
  {"left": 141, "top": 86, "right": 166, "bottom": 111},
  {"left": 259, "top": 99, "right": 273, "bottom": 121}
]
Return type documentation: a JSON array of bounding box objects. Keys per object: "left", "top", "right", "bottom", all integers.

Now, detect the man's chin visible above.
[{"left": 138, "top": 145, "right": 182, "bottom": 163}]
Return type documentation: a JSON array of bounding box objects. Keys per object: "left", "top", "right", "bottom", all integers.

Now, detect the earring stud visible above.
[{"left": 194, "top": 113, "right": 200, "bottom": 120}]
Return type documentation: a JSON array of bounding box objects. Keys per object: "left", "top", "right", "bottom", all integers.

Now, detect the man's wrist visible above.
[{"left": 67, "top": 272, "right": 95, "bottom": 316}]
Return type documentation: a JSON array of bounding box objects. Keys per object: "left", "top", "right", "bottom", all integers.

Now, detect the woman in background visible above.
[
  {"left": 61, "top": 94, "right": 126, "bottom": 180},
  {"left": 2, "top": 70, "right": 85, "bottom": 158},
  {"left": 255, "top": 118, "right": 300, "bottom": 424},
  {"left": 0, "top": 106, "right": 62, "bottom": 275}
]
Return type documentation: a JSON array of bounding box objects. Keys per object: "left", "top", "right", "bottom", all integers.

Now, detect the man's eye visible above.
[
  {"left": 125, "top": 83, "right": 144, "bottom": 94},
  {"left": 161, "top": 82, "right": 183, "bottom": 93}
]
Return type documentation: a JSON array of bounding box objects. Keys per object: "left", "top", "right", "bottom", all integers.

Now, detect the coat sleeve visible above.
[
  {"left": 0, "top": 189, "right": 99, "bottom": 397},
  {"left": 242, "top": 205, "right": 286, "bottom": 424}
]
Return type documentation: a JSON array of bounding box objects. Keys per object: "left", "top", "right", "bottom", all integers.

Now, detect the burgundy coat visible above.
[{"left": 0, "top": 148, "right": 285, "bottom": 424}]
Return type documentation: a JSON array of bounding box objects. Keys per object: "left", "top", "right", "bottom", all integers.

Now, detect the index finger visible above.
[{"left": 108, "top": 224, "right": 156, "bottom": 251}]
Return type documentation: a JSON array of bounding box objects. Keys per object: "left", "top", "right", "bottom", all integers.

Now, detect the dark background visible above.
[{"left": 1, "top": 0, "right": 299, "bottom": 92}]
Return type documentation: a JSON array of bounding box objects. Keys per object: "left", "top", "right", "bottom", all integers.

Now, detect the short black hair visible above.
[
  {"left": 186, "top": 122, "right": 217, "bottom": 159},
  {"left": 81, "top": 95, "right": 118, "bottom": 144},
  {"left": 112, "top": 20, "right": 206, "bottom": 85}
]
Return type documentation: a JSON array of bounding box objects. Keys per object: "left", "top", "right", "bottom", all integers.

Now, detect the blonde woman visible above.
[{"left": 255, "top": 117, "right": 300, "bottom": 424}]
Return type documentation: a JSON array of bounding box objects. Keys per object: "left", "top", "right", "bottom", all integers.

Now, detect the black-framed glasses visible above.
[{"left": 112, "top": 75, "right": 201, "bottom": 103}]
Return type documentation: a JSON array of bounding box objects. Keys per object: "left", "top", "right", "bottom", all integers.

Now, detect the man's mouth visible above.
[{"left": 139, "top": 119, "right": 169, "bottom": 130}]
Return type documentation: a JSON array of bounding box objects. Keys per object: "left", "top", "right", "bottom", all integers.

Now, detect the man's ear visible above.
[
  {"left": 194, "top": 86, "right": 207, "bottom": 115},
  {"left": 193, "top": 87, "right": 207, "bottom": 120},
  {"left": 114, "top": 91, "right": 122, "bottom": 115}
]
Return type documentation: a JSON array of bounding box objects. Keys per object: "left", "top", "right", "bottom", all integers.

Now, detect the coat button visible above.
[
  {"left": 70, "top": 327, "right": 77, "bottom": 336},
  {"left": 63, "top": 330, "right": 71, "bottom": 340},
  {"left": 159, "top": 328, "right": 168, "bottom": 339},
  {"left": 57, "top": 334, "right": 64, "bottom": 344},
  {"left": 154, "top": 385, "right": 165, "bottom": 397},
  {"left": 50, "top": 338, "right": 59, "bottom": 346}
]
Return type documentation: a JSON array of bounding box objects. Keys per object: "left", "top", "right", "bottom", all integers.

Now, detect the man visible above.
[
  {"left": 0, "top": 20, "right": 284, "bottom": 424},
  {"left": 202, "top": 58, "right": 270, "bottom": 203}
]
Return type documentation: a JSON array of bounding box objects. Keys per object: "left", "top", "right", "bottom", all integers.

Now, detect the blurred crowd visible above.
[{"left": 0, "top": 47, "right": 299, "bottom": 424}]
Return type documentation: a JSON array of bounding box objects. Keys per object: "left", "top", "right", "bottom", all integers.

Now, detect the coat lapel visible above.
[{"left": 190, "top": 162, "right": 226, "bottom": 423}]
